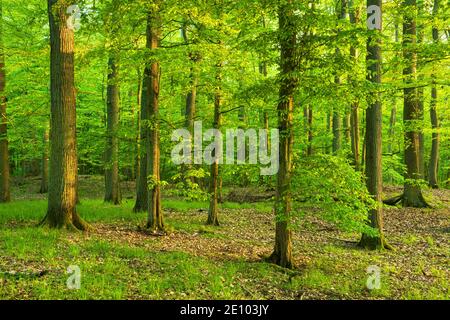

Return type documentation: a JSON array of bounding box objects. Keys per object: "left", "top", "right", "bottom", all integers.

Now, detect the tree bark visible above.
[
  {"left": 39, "top": 126, "right": 49, "bottom": 194},
  {"left": 207, "top": 63, "right": 222, "bottom": 226},
  {"left": 349, "top": 2, "right": 360, "bottom": 170},
  {"left": 269, "top": 1, "right": 297, "bottom": 268},
  {"left": 133, "top": 70, "right": 150, "bottom": 212},
  {"left": 42, "top": 0, "right": 88, "bottom": 230},
  {"left": 0, "top": 1, "right": 10, "bottom": 203},
  {"left": 145, "top": 6, "right": 164, "bottom": 233},
  {"left": 359, "top": 0, "right": 388, "bottom": 249},
  {"left": 402, "top": 0, "right": 428, "bottom": 208},
  {"left": 182, "top": 24, "right": 199, "bottom": 185},
  {"left": 104, "top": 57, "right": 121, "bottom": 204},
  {"left": 428, "top": 0, "right": 440, "bottom": 189}
]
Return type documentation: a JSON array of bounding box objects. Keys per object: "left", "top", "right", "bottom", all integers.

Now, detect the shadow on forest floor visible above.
[{"left": 0, "top": 177, "right": 449, "bottom": 300}]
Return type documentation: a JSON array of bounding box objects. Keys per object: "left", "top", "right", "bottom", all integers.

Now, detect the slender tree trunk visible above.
[
  {"left": 344, "top": 113, "right": 351, "bottom": 145},
  {"left": 332, "top": 0, "right": 346, "bottom": 154},
  {"left": 359, "top": 0, "right": 388, "bottom": 249},
  {"left": 207, "top": 63, "right": 222, "bottom": 226},
  {"left": 269, "top": 1, "right": 297, "bottom": 268},
  {"left": 326, "top": 112, "right": 332, "bottom": 154},
  {"left": 42, "top": 0, "right": 88, "bottom": 230},
  {"left": 332, "top": 110, "right": 341, "bottom": 153},
  {"left": 104, "top": 57, "right": 121, "bottom": 204},
  {"left": 428, "top": 0, "right": 440, "bottom": 188},
  {"left": 39, "top": 126, "right": 49, "bottom": 194},
  {"left": 402, "top": 0, "right": 428, "bottom": 208},
  {"left": 349, "top": 3, "right": 360, "bottom": 170},
  {"left": 146, "top": 6, "right": 164, "bottom": 233},
  {"left": 307, "top": 106, "right": 313, "bottom": 156},
  {"left": 0, "top": 2, "right": 10, "bottom": 203},
  {"left": 135, "top": 71, "right": 142, "bottom": 183},
  {"left": 181, "top": 24, "right": 199, "bottom": 185},
  {"left": 133, "top": 72, "right": 150, "bottom": 212},
  {"left": 417, "top": 0, "right": 425, "bottom": 179}
]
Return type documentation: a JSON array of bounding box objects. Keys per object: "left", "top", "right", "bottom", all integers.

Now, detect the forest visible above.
[{"left": 0, "top": 0, "right": 449, "bottom": 301}]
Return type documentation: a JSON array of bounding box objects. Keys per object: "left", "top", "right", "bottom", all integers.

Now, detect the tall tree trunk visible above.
[
  {"left": 181, "top": 25, "right": 199, "bottom": 185},
  {"left": 269, "top": 1, "right": 296, "bottom": 269},
  {"left": 349, "top": 2, "right": 360, "bottom": 170},
  {"left": 359, "top": 0, "right": 388, "bottom": 249},
  {"left": 402, "top": 0, "right": 428, "bottom": 208},
  {"left": 133, "top": 72, "right": 150, "bottom": 212},
  {"left": 417, "top": 0, "right": 425, "bottom": 179},
  {"left": 42, "top": 0, "right": 88, "bottom": 230},
  {"left": 307, "top": 106, "right": 313, "bottom": 156},
  {"left": 428, "top": 0, "right": 440, "bottom": 189},
  {"left": 104, "top": 57, "right": 121, "bottom": 204},
  {"left": 146, "top": 6, "right": 164, "bottom": 233},
  {"left": 39, "top": 126, "right": 49, "bottom": 194},
  {"left": 0, "top": 1, "right": 10, "bottom": 203},
  {"left": 134, "top": 71, "right": 142, "bottom": 182},
  {"left": 207, "top": 62, "right": 222, "bottom": 226},
  {"left": 332, "top": 0, "right": 346, "bottom": 154}
]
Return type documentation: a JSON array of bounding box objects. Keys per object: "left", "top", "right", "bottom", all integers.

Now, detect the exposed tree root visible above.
[
  {"left": 38, "top": 211, "right": 91, "bottom": 232},
  {"left": 358, "top": 235, "right": 395, "bottom": 251},
  {"left": 383, "top": 193, "right": 431, "bottom": 208},
  {"left": 383, "top": 194, "right": 403, "bottom": 206}
]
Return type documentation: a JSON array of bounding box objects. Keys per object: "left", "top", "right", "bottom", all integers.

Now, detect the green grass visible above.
[{"left": 0, "top": 198, "right": 449, "bottom": 300}]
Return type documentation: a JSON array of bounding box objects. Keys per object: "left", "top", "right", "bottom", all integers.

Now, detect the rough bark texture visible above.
[
  {"left": 207, "top": 63, "right": 222, "bottom": 226},
  {"left": 145, "top": 7, "right": 164, "bottom": 233},
  {"left": 39, "top": 126, "right": 49, "bottom": 194},
  {"left": 359, "top": 0, "right": 388, "bottom": 249},
  {"left": 269, "top": 1, "right": 296, "bottom": 269},
  {"left": 428, "top": 0, "right": 440, "bottom": 189},
  {"left": 133, "top": 69, "right": 150, "bottom": 212},
  {"left": 104, "top": 57, "right": 121, "bottom": 205},
  {"left": 42, "top": 0, "right": 88, "bottom": 230},
  {"left": 402, "top": 0, "right": 428, "bottom": 208},
  {"left": 0, "top": 1, "right": 10, "bottom": 203}
]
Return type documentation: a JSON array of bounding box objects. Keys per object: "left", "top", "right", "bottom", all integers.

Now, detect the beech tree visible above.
[
  {"left": 359, "top": 0, "right": 389, "bottom": 249},
  {"left": 104, "top": 57, "right": 121, "bottom": 204},
  {"left": 0, "top": 0, "right": 10, "bottom": 203},
  {"left": 40, "top": 0, "right": 88, "bottom": 230},
  {"left": 402, "top": 0, "right": 429, "bottom": 208},
  {"left": 269, "top": 0, "right": 297, "bottom": 268},
  {"left": 145, "top": 3, "right": 164, "bottom": 233},
  {"left": 428, "top": 0, "right": 440, "bottom": 188}
]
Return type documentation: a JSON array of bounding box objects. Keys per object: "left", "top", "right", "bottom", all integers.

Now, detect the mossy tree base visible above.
[
  {"left": 358, "top": 234, "right": 394, "bottom": 251},
  {"left": 383, "top": 193, "right": 431, "bottom": 208}
]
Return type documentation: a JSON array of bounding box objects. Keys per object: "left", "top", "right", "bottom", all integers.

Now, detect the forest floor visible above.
[{"left": 0, "top": 176, "right": 449, "bottom": 300}]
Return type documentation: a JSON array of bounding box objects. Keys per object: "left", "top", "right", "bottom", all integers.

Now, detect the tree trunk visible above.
[
  {"left": 349, "top": 3, "right": 360, "bottom": 170},
  {"left": 182, "top": 25, "right": 199, "bottom": 185},
  {"left": 133, "top": 72, "right": 150, "bottom": 213},
  {"left": 359, "top": 0, "right": 388, "bottom": 249},
  {"left": 145, "top": 7, "right": 164, "bottom": 233},
  {"left": 42, "top": 0, "right": 88, "bottom": 230},
  {"left": 402, "top": 0, "right": 428, "bottom": 208},
  {"left": 332, "top": 0, "right": 346, "bottom": 155},
  {"left": 269, "top": 1, "right": 296, "bottom": 269},
  {"left": 0, "top": 1, "right": 10, "bottom": 203},
  {"left": 417, "top": 0, "right": 425, "bottom": 179},
  {"left": 307, "top": 106, "right": 313, "bottom": 156},
  {"left": 428, "top": 0, "right": 440, "bottom": 189},
  {"left": 39, "top": 126, "right": 49, "bottom": 194},
  {"left": 207, "top": 63, "right": 222, "bottom": 226},
  {"left": 104, "top": 57, "right": 121, "bottom": 204}
]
